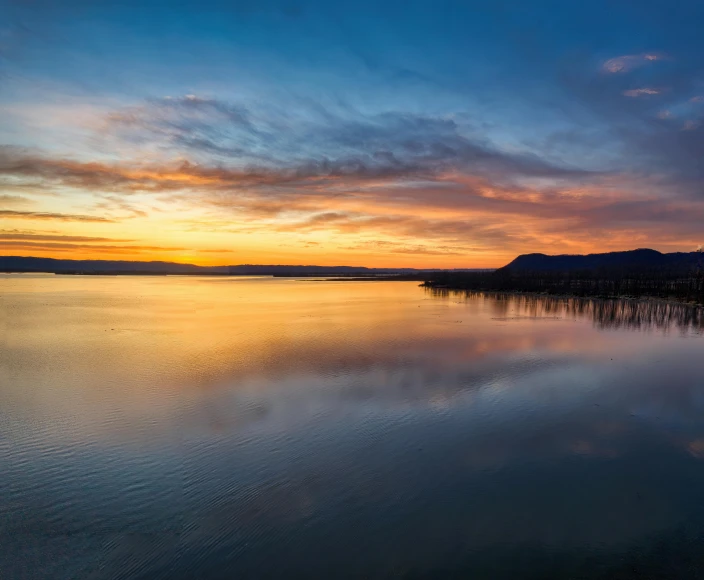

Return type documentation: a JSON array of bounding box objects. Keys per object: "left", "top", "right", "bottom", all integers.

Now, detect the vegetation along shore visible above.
[{"left": 421, "top": 249, "right": 704, "bottom": 306}]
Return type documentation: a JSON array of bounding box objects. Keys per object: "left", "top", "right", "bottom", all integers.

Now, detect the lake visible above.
[{"left": 2, "top": 274, "right": 704, "bottom": 579}]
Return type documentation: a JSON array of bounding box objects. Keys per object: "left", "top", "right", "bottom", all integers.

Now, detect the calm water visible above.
[{"left": 3, "top": 275, "right": 704, "bottom": 579}]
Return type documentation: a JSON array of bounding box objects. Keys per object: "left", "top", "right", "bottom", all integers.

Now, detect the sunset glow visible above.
[{"left": 2, "top": 1, "right": 704, "bottom": 267}]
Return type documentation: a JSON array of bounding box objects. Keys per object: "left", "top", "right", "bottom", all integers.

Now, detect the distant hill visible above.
[
  {"left": 502, "top": 249, "right": 702, "bottom": 273},
  {"left": 0, "top": 256, "right": 227, "bottom": 274},
  {"left": 421, "top": 248, "right": 704, "bottom": 303},
  {"left": 0, "top": 255, "right": 481, "bottom": 276}
]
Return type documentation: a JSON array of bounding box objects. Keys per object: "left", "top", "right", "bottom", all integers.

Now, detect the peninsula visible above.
[{"left": 421, "top": 249, "right": 704, "bottom": 305}]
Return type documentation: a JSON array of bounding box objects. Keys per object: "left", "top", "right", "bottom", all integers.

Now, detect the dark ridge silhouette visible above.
[
  {"left": 0, "top": 255, "right": 481, "bottom": 277},
  {"left": 503, "top": 248, "right": 700, "bottom": 273},
  {"left": 423, "top": 248, "right": 704, "bottom": 304},
  {"left": 0, "top": 256, "right": 224, "bottom": 274}
]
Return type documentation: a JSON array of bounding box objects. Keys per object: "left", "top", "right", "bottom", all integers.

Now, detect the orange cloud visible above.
[{"left": 1, "top": 145, "right": 701, "bottom": 268}]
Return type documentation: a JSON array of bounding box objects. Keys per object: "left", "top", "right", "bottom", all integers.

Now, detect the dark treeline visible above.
[{"left": 423, "top": 265, "right": 704, "bottom": 304}]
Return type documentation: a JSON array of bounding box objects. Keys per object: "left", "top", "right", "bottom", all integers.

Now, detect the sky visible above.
[{"left": 1, "top": 0, "right": 704, "bottom": 268}]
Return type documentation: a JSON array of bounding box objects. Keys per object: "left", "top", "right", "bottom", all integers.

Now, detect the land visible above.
[
  {"left": 421, "top": 249, "right": 704, "bottom": 305},
  {"left": 0, "top": 255, "right": 482, "bottom": 278},
  {"left": 4, "top": 250, "right": 703, "bottom": 305}
]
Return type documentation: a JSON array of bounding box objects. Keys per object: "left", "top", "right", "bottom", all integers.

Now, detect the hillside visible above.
[
  {"left": 502, "top": 249, "right": 701, "bottom": 273},
  {"left": 422, "top": 249, "right": 704, "bottom": 304}
]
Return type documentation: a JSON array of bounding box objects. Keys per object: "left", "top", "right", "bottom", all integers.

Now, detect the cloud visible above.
[
  {"left": 0, "top": 194, "right": 32, "bottom": 205},
  {"left": 603, "top": 53, "right": 664, "bottom": 74},
  {"left": 0, "top": 127, "right": 594, "bottom": 219},
  {"left": 0, "top": 232, "right": 134, "bottom": 242},
  {"left": 683, "top": 120, "right": 699, "bottom": 131},
  {"left": 558, "top": 55, "right": 704, "bottom": 193},
  {"left": 0, "top": 209, "right": 114, "bottom": 222},
  {"left": 340, "top": 240, "right": 469, "bottom": 256},
  {"left": 623, "top": 88, "right": 662, "bottom": 97},
  {"left": 4, "top": 1, "right": 704, "bottom": 266},
  {"left": 0, "top": 93, "right": 607, "bottom": 263},
  {"left": 0, "top": 146, "right": 167, "bottom": 192},
  {"left": 1, "top": 143, "right": 699, "bottom": 260},
  {"left": 100, "top": 97, "right": 594, "bottom": 185},
  {"left": 0, "top": 241, "right": 186, "bottom": 251},
  {"left": 105, "top": 95, "right": 259, "bottom": 156},
  {"left": 3, "top": 88, "right": 704, "bottom": 263},
  {"left": 277, "top": 210, "right": 540, "bottom": 251}
]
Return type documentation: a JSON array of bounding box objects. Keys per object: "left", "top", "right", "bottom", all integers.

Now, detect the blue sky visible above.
[{"left": 1, "top": 0, "right": 704, "bottom": 266}]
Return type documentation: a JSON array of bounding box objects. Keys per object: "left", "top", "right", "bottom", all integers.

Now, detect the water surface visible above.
[{"left": 3, "top": 275, "right": 704, "bottom": 579}]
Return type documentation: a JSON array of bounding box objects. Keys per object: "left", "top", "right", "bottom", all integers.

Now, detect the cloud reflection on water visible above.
[{"left": 3, "top": 277, "right": 704, "bottom": 578}]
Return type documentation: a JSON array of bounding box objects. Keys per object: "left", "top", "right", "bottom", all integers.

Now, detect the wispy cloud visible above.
[
  {"left": 0, "top": 209, "right": 114, "bottom": 222},
  {"left": 4, "top": 0, "right": 704, "bottom": 265},
  {"left": 0, "top": 241, "right": 187, "bottom": 252},
  {"left": 683, "top": 120, "right": 699, "bottom": 131},
  {"left": 603, "top": 53, "right": 665, "bottom": 74},
  {"left": 0, "top": 139, "right": 701, "bottom": 260},
  {"left": 99, "top": 97, "right": 594, "bottom": 185},
  {"left": 0, "top": 232, "right": 134, "bottom": 242},
  {"left": 340, "top": 239, "right": 470, "bottom": 256},
  {"left": 623, "top": 88, "right": 662, "bottom": 97},
  {"left": 0, "top": 194, "right": 32, "bottom": 205}
]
